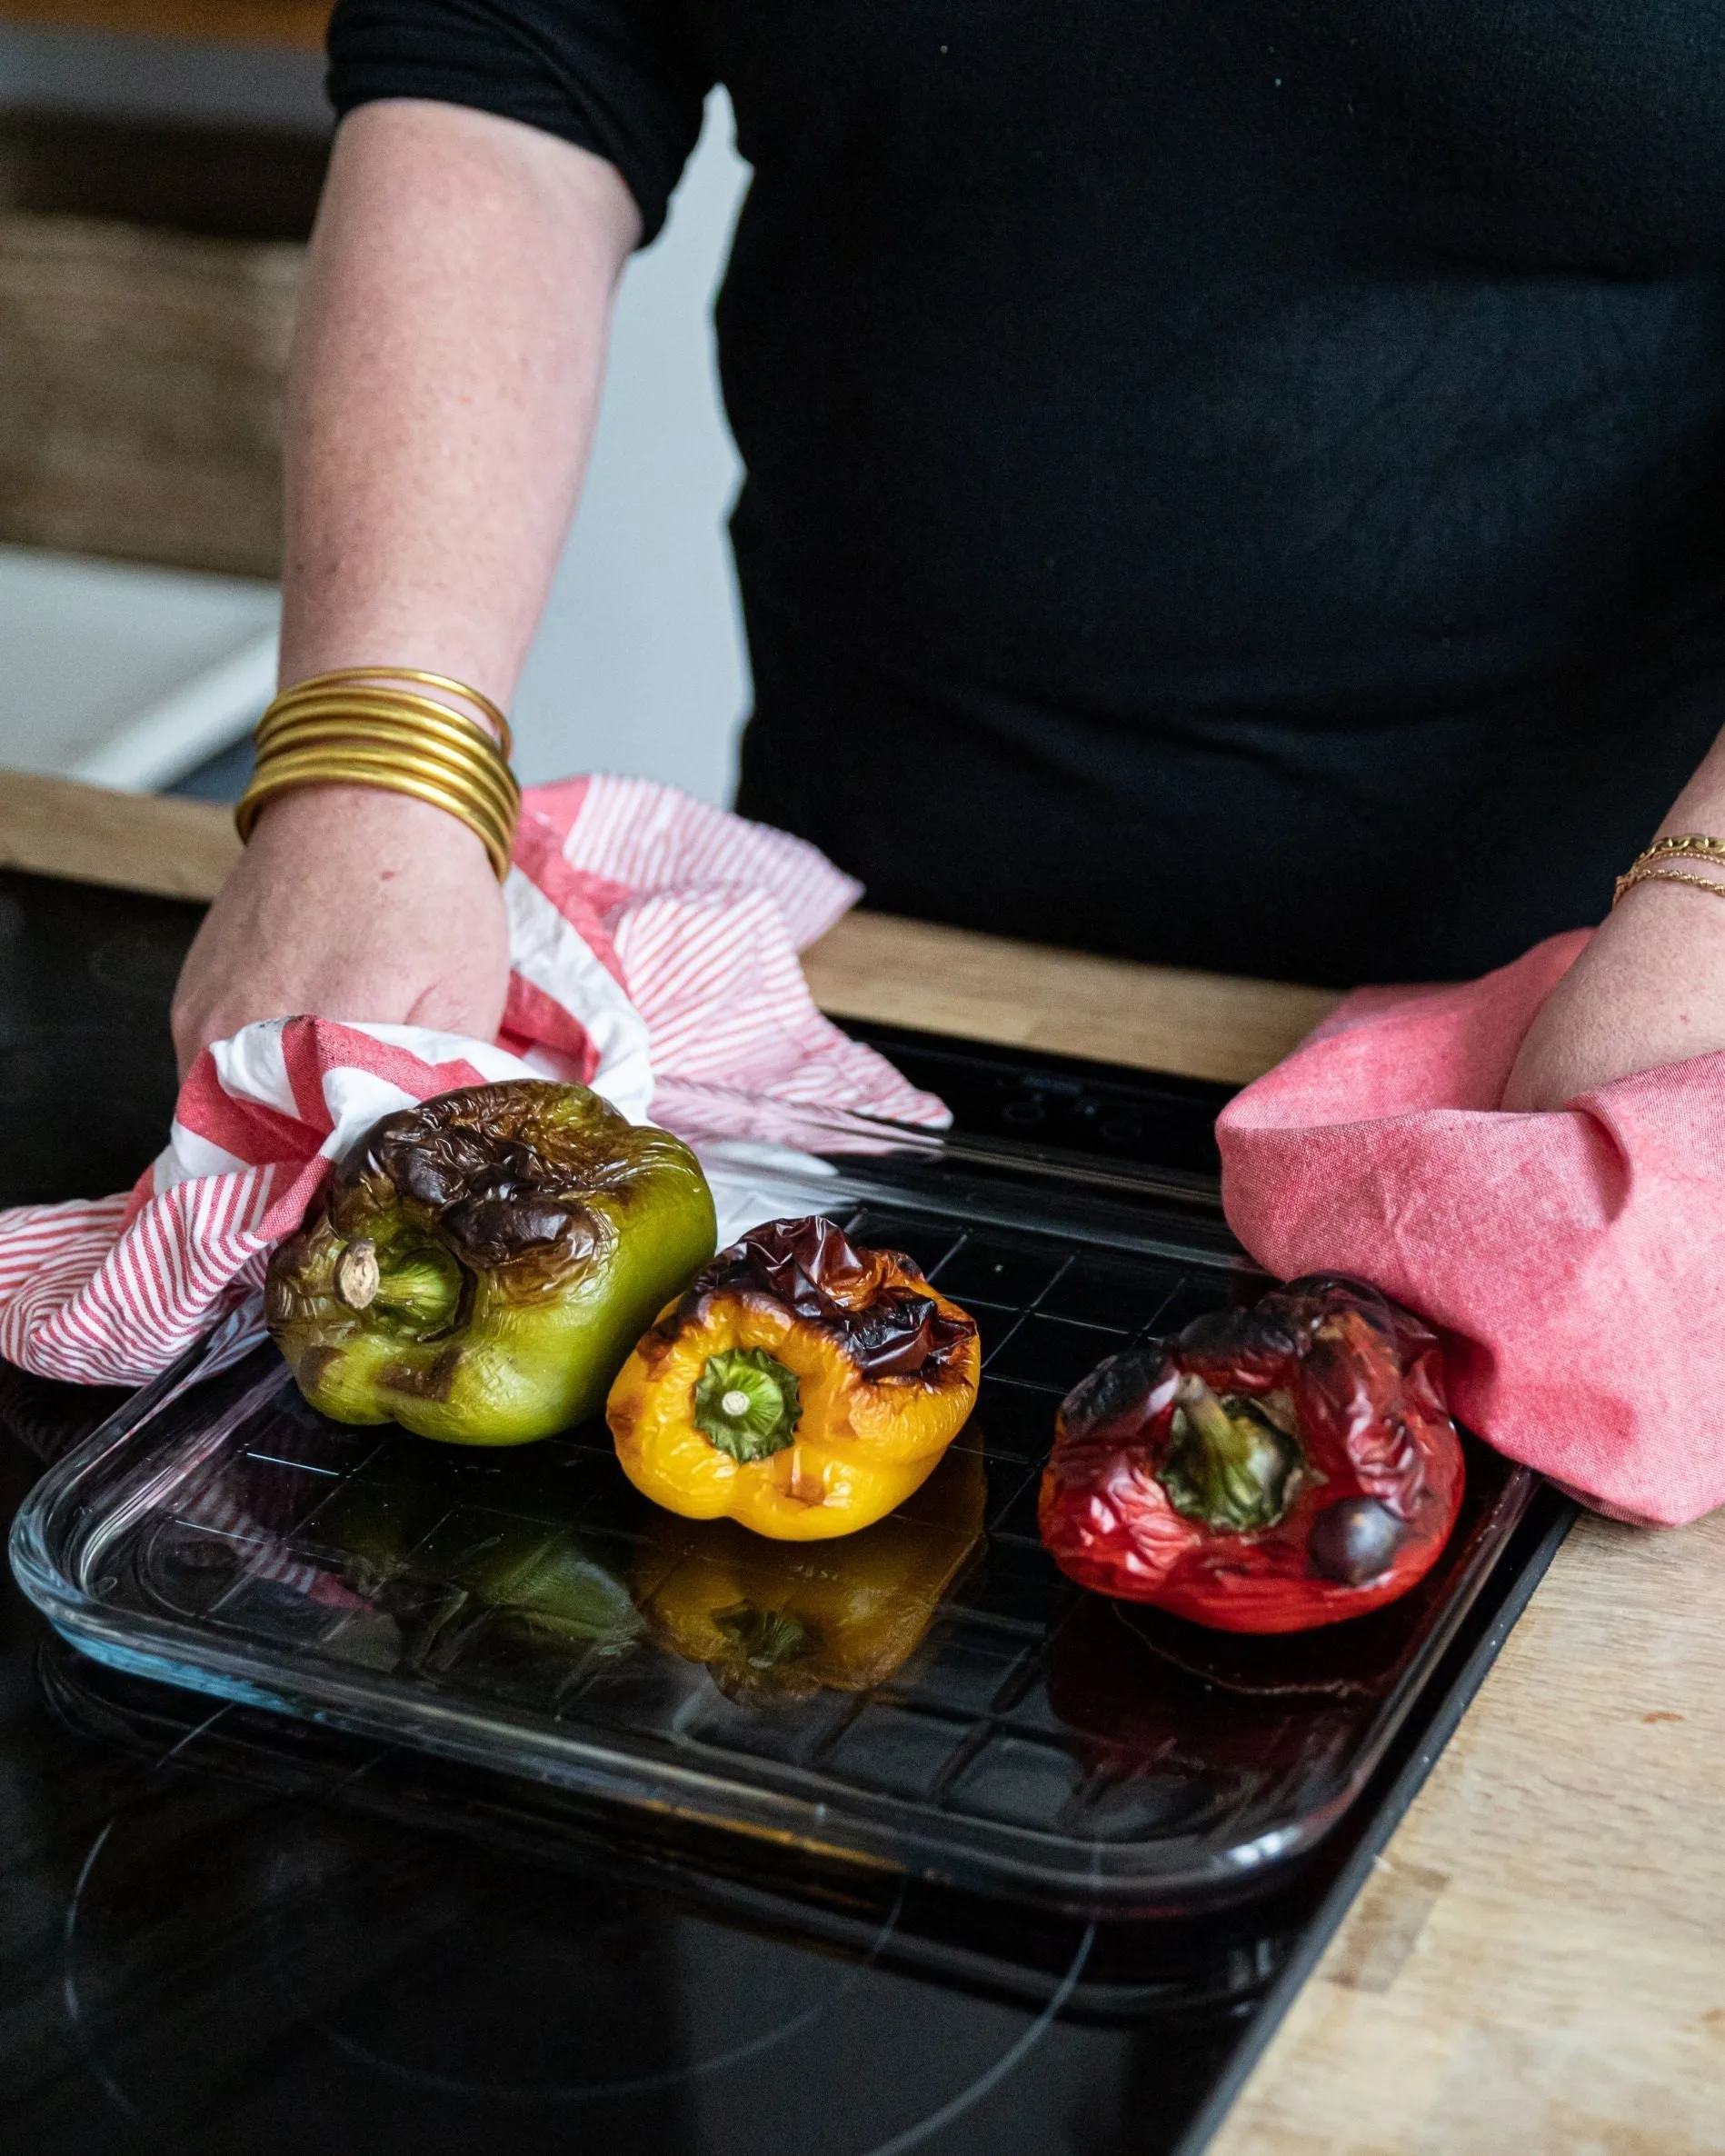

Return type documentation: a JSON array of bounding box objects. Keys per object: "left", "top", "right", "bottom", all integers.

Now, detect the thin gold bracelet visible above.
[
  {"left": 234, "top": 668, "right": 520, "bottom": 879},
  {"left": 243, "top": 737, "right": 519, "bottom": 834},
  {"left": 1638, "top": 832, "right": 1725, "bottom": 858},
  {"left": 1612, "top": 834, "right": 1725, "bottom": 909},
  {"left": 238, "top": 764, "right": 516, "bottom": 878},
  {"left": 237, "top": 764, "right": 516, "bottom": 874},
  {"left": 244, "top": 696, "right": 517, "bottom": 797},
  {"left": 237, "top": 750, "right": 518, "bottom": 879},
  {"left": 258, "top": 684, "right": 511, "bottom": 759},
  {"left": 251, "top": 687, "right": 520, "bottom": 822},
  {"left": 1613, "top": 863, "right": 1725, "bottom": 908}
]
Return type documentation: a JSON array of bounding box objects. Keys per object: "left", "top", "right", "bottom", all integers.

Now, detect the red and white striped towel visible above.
[{"left": 0, "top": 775, "right": 945, "bottom": 1388}]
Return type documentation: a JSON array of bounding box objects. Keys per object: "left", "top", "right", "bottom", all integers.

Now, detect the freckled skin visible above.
[{"left": 266, "top": 1080, "right": 717, "bottom": 1444}]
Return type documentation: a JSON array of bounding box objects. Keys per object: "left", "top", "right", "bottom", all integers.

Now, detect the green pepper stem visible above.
[
  {"left": 1159, "top": 1373, "right": 1301, "bottom": 1534},
  {"left": 375, "top": 1259, "right": 462, "bottom": 1327},
  {"left": 1173, "top": 1373, "right": 1241, "bottom": 1454},
  {"left": 334, "top": 1237, "right": 463, "bottom": 1334}
]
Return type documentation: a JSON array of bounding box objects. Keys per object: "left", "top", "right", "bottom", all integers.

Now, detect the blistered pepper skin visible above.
[
  {"left": 265, "top": 1081, "right": 716, "bottom": 1446},
  {"left": 607, "top": 1217, "right": 981, "bottom": 1541},
  {"left": 1039, "top": 1273, "right": 1464, "bottom": 1632}
]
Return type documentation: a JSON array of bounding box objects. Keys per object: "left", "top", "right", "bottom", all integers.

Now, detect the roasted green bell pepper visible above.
[{"left": 265, "top": 1080, "right": 716, "bottom": 1445}]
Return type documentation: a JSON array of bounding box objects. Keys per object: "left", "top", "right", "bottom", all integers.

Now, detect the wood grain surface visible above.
[
  {"left": 0, "top": 0, "right": 326, "bottom": 48},
  {"left": 5, "top": 771, "right": 1720, "bottom": 2154},
  {"left": 0, "top": 770, "right": 242, "bottom": 901},
  {"left": 1211, "top": 1508, "right": 1725, "bottom": 2156},
  {"left": 0, "top": 777, "right": 1342, "bottom": 1084},
  {"left": 803, "top": 908, "right": 1341, "bottom": 1086},
  {"left": 0, "top": 213, "right": 299, "bottom": 577}
]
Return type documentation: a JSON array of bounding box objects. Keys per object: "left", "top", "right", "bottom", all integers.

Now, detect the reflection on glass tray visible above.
[
  {"left": 13, "top": 1083, "right": 1546, "bottom": 1919},
  {"left": 20, "top": 1451, "right": 1574, "bottom": 2156},
  {"left": 36, "top": 1630, "right": 1272, "bottom": 2023}
]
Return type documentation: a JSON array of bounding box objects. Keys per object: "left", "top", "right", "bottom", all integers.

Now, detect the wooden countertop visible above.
[
  {"left": 0, "top": 771, "right": 1340, "bottom": 1085},
  {"left": 6, "top": 770, "right": 1723, "bottom": 2155},
  {"left": 0, "top": 0, "right": 326, "bottom": 50}
]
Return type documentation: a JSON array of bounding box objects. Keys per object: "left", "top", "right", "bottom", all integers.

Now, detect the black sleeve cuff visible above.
[{"left": 326, "top": 0, "right": 713, "bottom": 243}]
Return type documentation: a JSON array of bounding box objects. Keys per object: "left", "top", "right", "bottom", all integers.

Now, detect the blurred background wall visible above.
[{"left": 0, "top": 19, "right": 752, "bottom": 803}]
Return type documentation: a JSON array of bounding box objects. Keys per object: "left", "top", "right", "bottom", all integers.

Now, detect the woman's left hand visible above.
[{"left": 1502, "top": 875, "right": 1725, "bottom": 1109}]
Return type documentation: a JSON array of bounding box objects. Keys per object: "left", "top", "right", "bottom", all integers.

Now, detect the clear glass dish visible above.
[{"left": 10, "top": 1089, "right": 1536, "bottom": 1916}]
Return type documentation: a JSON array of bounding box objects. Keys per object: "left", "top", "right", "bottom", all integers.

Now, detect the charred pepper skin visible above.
[
  {"left": 1039, "top": 1273, "right": 1464, "bottom": 1633},
  {"left": 607, "top": 1216, "right": 982, "bottom": 1540},
  {"left": 265, "top": 1080, "right": 717, "bottom": 1446}
]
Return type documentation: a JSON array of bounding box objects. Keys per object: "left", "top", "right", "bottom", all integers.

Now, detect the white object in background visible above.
[
  {"left": 512, "top": 91, "right": 753, "bottom": 805},
  {"left": 68, "top": 627, "right": 279, "bottom": 790},
  {"left": 0, "top": 87, "right": 750, "bottom": 804},
  {"left": 0, "top": 544, "right": 280, "bottom": 789}
]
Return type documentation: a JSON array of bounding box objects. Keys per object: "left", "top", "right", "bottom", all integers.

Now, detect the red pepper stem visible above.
[
  {"left": 1161, "top": 1372, "right": 1301, "bottom": 1533},
  {"left": 1172, "top": 1373, "right": 1241, "bottom": 1452}
]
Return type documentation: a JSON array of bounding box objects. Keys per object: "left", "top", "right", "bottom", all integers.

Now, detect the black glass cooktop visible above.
[{"left": 0, "top": 865, "right": 1570, "bottom": 2154}]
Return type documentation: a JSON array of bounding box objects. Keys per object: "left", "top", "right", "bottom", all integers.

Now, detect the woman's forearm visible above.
[
  {"left": 1503, "top": 720, "right": 1725, "bottom": 1109},
  {"left": 171, "top": 101, "right": 639, "bottom": 1072},
  {"left": 280, "top": 97, "right": 641, "bottom": 703}
]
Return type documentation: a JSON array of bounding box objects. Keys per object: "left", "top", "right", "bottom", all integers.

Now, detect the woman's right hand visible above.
[
  {"left": 169, "top": 784, "right": 512, "bottom": 1079},
  {"left": 165, "top": 102, "right": 640, "bottom": 1080}
]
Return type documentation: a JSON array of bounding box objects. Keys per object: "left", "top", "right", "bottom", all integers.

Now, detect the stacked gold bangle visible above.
[
  {"left": 234, "top": 667, "right": 521, "bottom": 880},
  {"left": 1612, "top": 833, "right": 1725, "bottom": 910}
]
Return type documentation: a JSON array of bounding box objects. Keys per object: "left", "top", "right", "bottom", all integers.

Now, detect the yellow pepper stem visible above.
[
  {"left": 712, "top": 1602, "right": 814, "bottom": 1669},
  {"left": 693, "top": 1349, "right": 802, "bottom": 1462}
]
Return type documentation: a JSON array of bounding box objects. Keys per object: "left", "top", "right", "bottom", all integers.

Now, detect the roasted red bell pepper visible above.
[{"left": 1038, "top": 1273, "right": 1464, "bottom": 1632}]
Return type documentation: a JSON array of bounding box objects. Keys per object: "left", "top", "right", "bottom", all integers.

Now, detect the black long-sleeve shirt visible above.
[{"left": 329, "top": 0, "right": 1725, "bottom": 983}]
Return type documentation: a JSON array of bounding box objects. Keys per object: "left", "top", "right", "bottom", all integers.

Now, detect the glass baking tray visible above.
[{"left": 10, "top": 1090, "right": 1538, "bottom": 1917}]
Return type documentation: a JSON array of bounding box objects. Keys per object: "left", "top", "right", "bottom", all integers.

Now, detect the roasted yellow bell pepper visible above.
[
  {"left": 606, "top": 1215, "right": 981, "bottom": 1540},
  {"left": 639, "top": 1444, "right": 986, "bottom": 1699}
]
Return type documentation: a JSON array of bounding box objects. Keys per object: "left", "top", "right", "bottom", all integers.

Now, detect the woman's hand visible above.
[
  {"left": 168, "top": 105, "right": 636, "bottom": 1081},
  {"left": 170, "top": 785, "right": 512, "bottom": 1077},
  {"left": 166, "top": 104, "right": 639, "bottom": 1078},
  {"left": 1502, "top": 876, "right": 1725, "bottom": 1110}
]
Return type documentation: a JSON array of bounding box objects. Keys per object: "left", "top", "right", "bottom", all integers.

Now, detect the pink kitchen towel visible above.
[
  {"left": 1218, "top": 929, "right": 1725, "bottom": 1526},
  {"left": 0, "top": 774, "right": 946, "bottom": 1388}
]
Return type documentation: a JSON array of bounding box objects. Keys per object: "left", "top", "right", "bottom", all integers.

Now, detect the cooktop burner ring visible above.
[
  {"left": 255, "top": 1838, "right": 913, "bottom": 2106},
  {"left": 56, "top": 1774, "right": 1098, "bottom": 2149}
]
